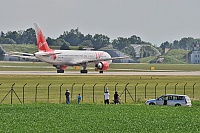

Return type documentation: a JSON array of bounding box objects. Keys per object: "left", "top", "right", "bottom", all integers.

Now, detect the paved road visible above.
[{"left": 0, "top": 71, "right": 200, "bottom": 75}]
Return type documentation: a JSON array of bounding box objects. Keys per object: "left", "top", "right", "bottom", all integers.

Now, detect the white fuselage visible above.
[{"left": 34, "top": 50, "right": 112, "bottom": 66}]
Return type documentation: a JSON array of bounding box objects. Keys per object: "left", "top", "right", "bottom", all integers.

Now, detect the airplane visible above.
[{"left": 7, "top": 23, "right": 129, "bottom": 74}]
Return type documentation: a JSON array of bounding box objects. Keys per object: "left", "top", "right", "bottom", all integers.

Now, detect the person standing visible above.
[
  {"left": 104, "top": 88, "right": 110, "bottom": 104},
  {"left": 65, "top": 90, "right": 70, "bottom": 104},
  {"left": 77, "top": 94, "right": 82, "bottom": 104},
  {"left": 114, "top": 91, "right": 119, "bottom": 104}
]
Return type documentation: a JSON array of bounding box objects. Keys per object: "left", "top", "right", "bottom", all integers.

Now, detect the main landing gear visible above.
[
  {"left": 99, "top": 70, "right": 103, "bottom": 74},
  {"left": 80, "top": 69, "right": 103, "bottom": 74},
  {"left": 57, "top": 69, "right": 64, "bottom": 73},
  {"left": 80, "top": 63, "right": 88, "bottom": 73},
  {"left": 80, "top": 70, "right": 88, "bottom": 73}
]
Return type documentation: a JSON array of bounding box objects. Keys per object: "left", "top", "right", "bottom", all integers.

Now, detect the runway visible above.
[{"left": 0, "top": 71, "right": 200, "bottom": 75}]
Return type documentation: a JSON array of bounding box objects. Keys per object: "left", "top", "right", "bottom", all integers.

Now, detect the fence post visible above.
[
  {"left": 193, "top": 83, "right": 196, "bottom": 98},
  {"left": 115, "top": 83, "right": 118, "bottom": 92},
  {"left": 22, "top": 83, "right": 27, "bottom": 104},
  {"left": 93, "top": 83, "right": 97, "bottom": 103},
  {"left": 104, "top": 83, "right": 107, "bottom": 92},
  {"left": 135, "top": 83, "right": 139, "bottom": 102},
  {"left": 145, "top": 83, "right": 148, "bottom": 99},
  {"left": 174, "top": 83, "right": 178, "bottom": 94},
  {"left": 11, "top": 83, "right": 15, "bottom": 104},
  {"left": 35, "top": 83, "right": 39, "bottom": 103},
  {"left": 165, "top": 83, "right": 169, "bottom": 95},
  {"left": 59, "top": 83, "right": 63, "bottom": 103},
  {"left": 71, "top": 83, "right": 75, "bottom": 100},
  {"left": 48, "top": 83, "right": 52, "bottom": 102},
  {"left": 82, "top": 83, "right": 85, "bottom": 102},
  {"left": 184, "top": 83, "right": 187, "bottom": 95},
  {"left": 125, "top": 83, "right": 129, "bottom": 103},
  {"left": 155, "top": 83, "right": 158, "bottom": 99}
]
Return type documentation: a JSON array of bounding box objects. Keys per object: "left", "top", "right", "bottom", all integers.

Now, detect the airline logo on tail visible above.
[{"left": 34, "top": 23, "right": 51, "bottom": 52}]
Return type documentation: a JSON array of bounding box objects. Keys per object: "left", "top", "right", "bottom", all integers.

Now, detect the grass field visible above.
[
  {"left": 0, "top": 103, "right": 200, "bottom": 132},
  {"left": 0, "top": 61, "right": 200, "bottom": 132},
  {"left": 0, "top": 75, "right": 199, "bottom": 104}
]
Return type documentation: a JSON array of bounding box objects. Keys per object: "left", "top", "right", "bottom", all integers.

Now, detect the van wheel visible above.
[
  {"left": 149, "top": 103, "right": 155, "bottom": 105},
  {"left": 175, "top": 104, "right": 181, "bottom": 107}
]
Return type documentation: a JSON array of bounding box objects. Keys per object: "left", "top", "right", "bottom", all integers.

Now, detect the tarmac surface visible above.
[{"left": 0, "top": 71, "right": 200, "bottom": 75}]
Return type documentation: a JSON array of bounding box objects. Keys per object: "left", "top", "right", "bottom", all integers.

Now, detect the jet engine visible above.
[{"left": 95, "top": 61, "right": 109, "bottom": 70}]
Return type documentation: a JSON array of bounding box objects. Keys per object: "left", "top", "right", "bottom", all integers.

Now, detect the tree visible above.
[
  {"left": 59, "top": 28, "right": 84, "bottom": 46},
  {"left": 0, "top": 38, "right": 16, "bottom": 44},
  {"left": 81, "top": 40, "right": 93, "bottom": 47},
  {"left": 92, "top": 34, "right": 110, "bottom": 50},
  {"left": 1, "top": 31, "right": 5, "bottom": 37},
  {"left": 21, "top": 28, "right": 36, "bottom": 44},
  {"left": 128, "top": 35, "right": 142, "bottom": 44},
  {"left": 112, "top": 37, "right": 131, "bottom": 50},
  {"left": 0, "top": 47, "right": 4, "bottom": 60},
  {"left": 172, "top": 40, "right": 179, "bottom": 49},
  {"left": 60, "top": 42, "right": 70, "bottom": 50},
  {"left": 160, "top": 41, "right": 171, "bottom": 49},
  {"left": 46, "top": 37, "right": 54, "bottom": 46},
  {"left": 5, "top": 31, "right": 20, "bottom": 43},
  {"left": 84, "top": 34, "right": 93, "bottom": 40}
]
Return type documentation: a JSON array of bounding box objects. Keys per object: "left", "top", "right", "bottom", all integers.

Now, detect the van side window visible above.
[
  {"left": 178, "top": 96, "right": 183, "bottom": 100},
  {"left": 168, "top": 96, "right": 173, "bottom": 100},
  {"left": 173, "top": 96, "right": 178, "bottom": 100},
  {"left": 158, "top": 96, "right": 164, "bottom": 100}
]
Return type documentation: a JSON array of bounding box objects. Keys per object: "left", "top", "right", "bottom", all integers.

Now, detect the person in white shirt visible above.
[{"left": 104, "top": 88, "right": 110, "bottom": 104}]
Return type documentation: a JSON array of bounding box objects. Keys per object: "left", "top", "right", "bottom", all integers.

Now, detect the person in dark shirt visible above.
[
  {"left": 114, "top": 91, "right": 119, "bottom": 104},
  {"left": 65, "top": 90, "right": 70, "bottom": 104}
]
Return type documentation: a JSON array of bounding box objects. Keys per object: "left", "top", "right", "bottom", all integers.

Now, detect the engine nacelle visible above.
[{"left": 95, "top": 61, "right": 109, "bottom": 71}]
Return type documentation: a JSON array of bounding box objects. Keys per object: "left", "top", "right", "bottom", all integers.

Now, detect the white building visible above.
[{"left": 189, "top": 44, "right": 200, "bottom": 64}]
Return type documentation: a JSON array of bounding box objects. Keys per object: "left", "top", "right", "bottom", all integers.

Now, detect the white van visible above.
[{"left": 145, "top": 94, "right": 192, "bottom": 107}]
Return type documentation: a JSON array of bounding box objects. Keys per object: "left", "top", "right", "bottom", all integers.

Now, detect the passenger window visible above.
[
  {"left": 173, "top": 96, "right": 178, "bottom": 100},
  {"left": 178, "top": 96, "right": 183, "bottom": 100},
  {"left": 158, "top": 96, "right": 164, "bottom": 100},
  {"left": 168, "top": 96, "right": 173, "bottom": 100}
]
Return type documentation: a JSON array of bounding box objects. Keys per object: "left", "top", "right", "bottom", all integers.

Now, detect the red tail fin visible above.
[{"left": 34, "top": 23, "right": 51, "bottom": 52}]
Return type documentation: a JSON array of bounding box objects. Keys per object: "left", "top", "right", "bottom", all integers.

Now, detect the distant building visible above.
[
  {"left": 188, "top": 43, "right": 200, "bottom": 64},
  {"left": 131, "top": 44, "right": 161, "bottom": 58},
  {"left": 162, "top": 48, "right": 170, "bottom": 54},
  {"left": 102, "top": 49, "right": 135, "bottom": 63}
]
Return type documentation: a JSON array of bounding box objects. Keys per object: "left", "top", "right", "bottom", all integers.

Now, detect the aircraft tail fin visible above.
[{"left": 34, "top": 23, "right": 51, "bottom": 52}]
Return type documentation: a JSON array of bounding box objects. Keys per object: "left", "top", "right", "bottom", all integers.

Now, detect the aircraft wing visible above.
[
  {"left": 5, "top": 52, "right": 37, "bottom": 60},
  {"left": 68, "top": 56, "right": 129, "bottom": 65},
  {"left": 87, "top": 56, "right": 129, "bottom": 63},
  {"left": 8, "top": 51, "right": 34, "bottom": 56}
]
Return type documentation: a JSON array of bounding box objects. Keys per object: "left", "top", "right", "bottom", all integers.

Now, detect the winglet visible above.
[{"left": 34, "top": 23, "right": 51, "bottom": 52}]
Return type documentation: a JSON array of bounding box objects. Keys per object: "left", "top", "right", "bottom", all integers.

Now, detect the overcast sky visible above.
[{"left": 0, "top": 0, "right": 200, "bottom": 46}]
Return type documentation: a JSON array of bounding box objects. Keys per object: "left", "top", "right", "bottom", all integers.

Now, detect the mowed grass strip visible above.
[{"left": 0, "top": 103, "right": 200, "bottom": 132}]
